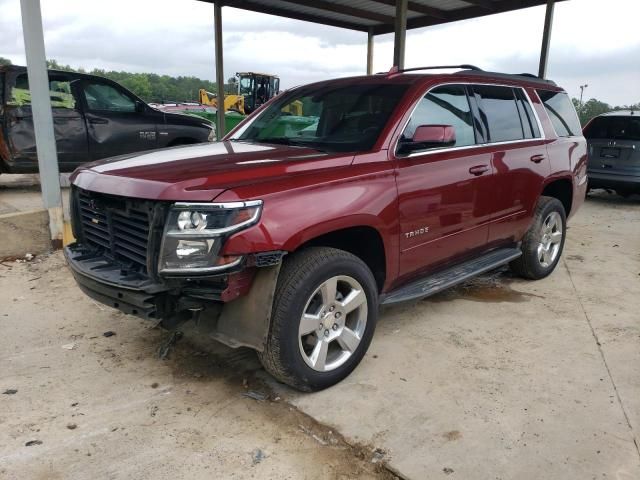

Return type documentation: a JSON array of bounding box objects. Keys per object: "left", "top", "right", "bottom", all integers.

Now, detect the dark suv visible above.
[
  {"left": 584, "top": 110, "right": 640, "bottom": 197},
  {"left": 0, "top": 66, "right": 215, "bottom": 173},
  {"left": 64, "top": 66, "right": 587, "bottom": 391}
]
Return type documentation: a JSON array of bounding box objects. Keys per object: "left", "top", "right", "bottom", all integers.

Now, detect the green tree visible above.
[
  {"left": 573, "top": 97, "right": 612, "bottom": 126},
  {"left": 41, "top": 59, "right": 220, "bottom": 103},
  {"left": 0, "top": 57, "right": 12, "bottom": 66}
]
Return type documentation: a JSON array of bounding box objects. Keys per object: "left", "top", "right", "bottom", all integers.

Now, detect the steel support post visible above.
[{"left": 20, "top": 0, "right": 64, "bottom": 247}]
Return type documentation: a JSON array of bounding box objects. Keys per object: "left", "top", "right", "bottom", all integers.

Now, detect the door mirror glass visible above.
[
  {"left": 400, "top": 124, "right": 456, "bottom": 154},
  {"left": 413, "top": 124, "right": 456, "bottom": 144}
]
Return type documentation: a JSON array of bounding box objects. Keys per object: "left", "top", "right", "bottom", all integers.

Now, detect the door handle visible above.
[
  {"left": 88, "top": 118, "right": 108, "bottom": 124},
  {"left": 530, "top": 154, "right": 546, "bottom": 163},
  {"left": 469, "top": 165, "right": 490, "bottom": 176}
]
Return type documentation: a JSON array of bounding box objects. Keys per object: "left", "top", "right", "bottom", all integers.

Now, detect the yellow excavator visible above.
[
  {"left": 199, "top": 72, "right": 302, "bottom": 116},
  {"left": 198, "top": 88, "right": 245, "bottom": 114}
]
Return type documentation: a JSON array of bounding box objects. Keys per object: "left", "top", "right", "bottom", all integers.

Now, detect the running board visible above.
[{"left": 380, "top": 248, "right": 522, "bottom": 306}]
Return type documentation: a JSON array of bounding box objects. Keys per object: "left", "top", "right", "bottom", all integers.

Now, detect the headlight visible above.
[{"left": 159, "top": 200, "right": 262, "bottom": 274}]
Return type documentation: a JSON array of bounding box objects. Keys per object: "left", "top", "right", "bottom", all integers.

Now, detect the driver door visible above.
[
  {"left": 394, "top": 84, "right": 493, "bottom": 281},
  {"left": 80, "top": 79, "right": 158, "bottom": 160}
]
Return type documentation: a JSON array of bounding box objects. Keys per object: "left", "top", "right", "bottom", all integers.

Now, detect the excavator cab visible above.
[{"left": 237, "top": 72, "right": 280, "bottom": 114}]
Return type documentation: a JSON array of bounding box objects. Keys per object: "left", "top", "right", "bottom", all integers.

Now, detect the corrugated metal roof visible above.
[{"left": 204, "top": 0, "right": 563, "bottom": 34}]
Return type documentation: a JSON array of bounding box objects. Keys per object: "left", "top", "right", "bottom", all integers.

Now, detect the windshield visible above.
[
  {"left": 584, "top": 115, "right": 640, "bottom": 141},
  {"left": 231, "top": 82, "right": 409, "bottom": 153},
  {"left": 239, "top": 76, "right": 253, "bottom": 96}
]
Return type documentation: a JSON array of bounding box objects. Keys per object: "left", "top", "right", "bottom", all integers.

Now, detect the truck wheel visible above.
[
  {"left": 510, "top": 196, "right": 566, "bottom": 280},
  {"left": 258, "top": 247, "right": 378, "bottom": 391}
]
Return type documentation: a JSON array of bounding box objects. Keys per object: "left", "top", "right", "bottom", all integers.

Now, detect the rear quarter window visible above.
[{"left": 537, "top": 90, "right": 582, "bottom": 137}]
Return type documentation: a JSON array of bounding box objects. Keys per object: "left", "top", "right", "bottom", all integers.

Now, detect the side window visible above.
[
  {"left": 9, "top": 74, "right": 77, "bottom": 109},
  {"left": 473, "top": 85, "right": 524, "bottom": 143},
  {"left": 82, "top": 82, "right": 136, "bottom": 112},
  {"left": 537, "top": 90, "right": 582, "bottom": 137},
  {"left": 401, "top": 84, "right": 476, "bottom": 150},
  {"left": 514, "top": 89, "right": 541, "bottom": 139}
]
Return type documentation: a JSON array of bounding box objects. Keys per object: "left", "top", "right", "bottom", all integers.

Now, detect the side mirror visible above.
[
  {"left": 135, "top": 101, "right": 146, "bottom": 113},
  {"left": 400, "top": 124, "right": 456, "bottom": 154},
  {"left": 413, "top": 124, "right": 456, "bottom": 145}
]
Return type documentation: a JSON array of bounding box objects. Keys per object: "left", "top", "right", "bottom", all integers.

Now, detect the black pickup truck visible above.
[{"left": 0, "top": 66, "right": 216, "bottom": 173}]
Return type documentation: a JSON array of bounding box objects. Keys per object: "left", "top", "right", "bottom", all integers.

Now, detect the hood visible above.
[{"left": 71, "top": 141, "right": 353, "bottom": 201}]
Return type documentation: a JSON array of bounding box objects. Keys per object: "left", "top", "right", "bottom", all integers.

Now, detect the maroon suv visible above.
[{"left": 65, "top": 66, "right": 587, "bottom": 391}]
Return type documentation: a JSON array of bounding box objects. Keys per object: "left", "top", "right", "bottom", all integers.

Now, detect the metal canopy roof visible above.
[{"left": 203, "top": 0, "right": 563, "bottom": 34}]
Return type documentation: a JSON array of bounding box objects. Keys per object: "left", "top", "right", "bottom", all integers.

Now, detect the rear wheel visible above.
[
  {"left": 510, "top": 196, "right": 566, "bottom": 280},
  {"left": 616, "top": 189, "right": 635, "bottom": 198},
  {"left": 258, "top": 247, "right": 378, "bottom": 391}
]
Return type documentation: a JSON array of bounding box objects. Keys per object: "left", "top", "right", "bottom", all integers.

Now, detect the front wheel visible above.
[
  {"left": 510, "top": 196, "right": 566, "bottom": 280},
  {"left": 258, "top": 247, "right": 378, "bottom": 391}
]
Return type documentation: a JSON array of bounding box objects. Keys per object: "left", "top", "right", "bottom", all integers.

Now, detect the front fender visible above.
[{"left": 216, "top": 163, "right": 401, "bottom": 285}]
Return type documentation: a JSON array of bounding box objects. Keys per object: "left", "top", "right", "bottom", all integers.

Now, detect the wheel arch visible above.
[
  {"left": 541, "top": 177, "right": 573, "bottom": 216},
  {"left": 287, "top": 224, "right": 388, "bottom": 293}
]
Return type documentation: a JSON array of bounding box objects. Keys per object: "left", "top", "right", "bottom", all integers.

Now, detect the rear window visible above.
[
  {"left": 537, "top": 90, "right": 581, "bottom": 137},
  {"left": 583, "top": 116, "right": 640, "bottom": 141},
  {"left": 9, "top": 74, "right": 76, "bottom": 109},
  {"left": 473, "top": 85, "right": 524, "bottom": 143}
]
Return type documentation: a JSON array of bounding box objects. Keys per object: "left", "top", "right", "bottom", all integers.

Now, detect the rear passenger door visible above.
[
  {"left": 394, "top": 84, "right": 493, "bottom": 281},
  {"left": 472, "top": 85, "right": 550, "bottom": 244}
]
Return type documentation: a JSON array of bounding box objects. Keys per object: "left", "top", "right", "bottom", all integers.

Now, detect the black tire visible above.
[
  {"left": 258, "top": 247, "right": 378, "bottom": 392},
  {"left": 616, "top": 189, "right": 634, "bottom": 198},
  {"left": 510, "top": 196, "right": 566, "bottom": 280}
]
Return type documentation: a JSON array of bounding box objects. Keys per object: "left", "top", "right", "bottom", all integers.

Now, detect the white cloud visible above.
[{"left": 1, "top": 0, "right": 638, "bottom": 105}]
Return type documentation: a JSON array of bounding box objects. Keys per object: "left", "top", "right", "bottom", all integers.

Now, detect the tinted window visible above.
[
  {"left": 584, "top": 116, "right": 640, "bottom": 141},
  {"left": 233, "top": 83, "right": 409, "bottom": 153},
  {"left": 514, "top": 89, "right": 541, "bottom": 139},
  {"left": 474, "top": 85, "right": 524, "bottom": 142},
  {"left": 401, "top": 84, "right": 476, "bottom": 150},
  {"left": 83, "top": 82, "right": 136, "bottom": 112},
  {"left": 537, "top": 90, "right": 581, "bottom": 137},
  {"left": 9, "top": 74, "right": 77, "bottom": 109}
]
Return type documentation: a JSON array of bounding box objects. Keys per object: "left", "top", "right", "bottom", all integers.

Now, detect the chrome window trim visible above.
[
  {"left": 394, "top": 81, "right": 547, "bottom": 160},
  {"left": 521, "top": 88, "right": 546, "bottom": 139}
]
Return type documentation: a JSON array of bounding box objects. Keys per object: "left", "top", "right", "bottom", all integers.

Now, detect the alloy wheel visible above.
[{"left": 298, "top": 275, "right": 368, "bottom": 372}]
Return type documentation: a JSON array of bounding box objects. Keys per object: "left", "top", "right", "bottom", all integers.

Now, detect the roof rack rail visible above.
[
  {"left": 377, "top": 65, "right": 557, "bottom": 87},
  {"left": 379, "top": 64, "right": 482, "bottom": 75},
  {"left": 400, "top": 64, "right": 482, "bottom": 73},
  {"left": 459, "top": 69, "right": 557, "bottom": 86}
]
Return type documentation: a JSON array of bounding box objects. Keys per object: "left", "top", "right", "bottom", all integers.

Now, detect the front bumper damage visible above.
[{"left": 65, "top": 244, "right": 283, "bottom": 351}]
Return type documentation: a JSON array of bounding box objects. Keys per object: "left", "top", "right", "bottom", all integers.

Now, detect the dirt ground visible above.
[
  {"left": 0, "top": 255, "right": 394, "bottom": 480},
  {"left": 1, "top": 190, "right": 639, "bottom": 479}
]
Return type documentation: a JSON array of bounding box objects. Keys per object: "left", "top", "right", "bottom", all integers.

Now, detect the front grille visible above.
[{"left": 76, "top": 188, "right": 153, "bottom": 274}]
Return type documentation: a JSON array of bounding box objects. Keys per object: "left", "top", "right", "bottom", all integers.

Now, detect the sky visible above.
[{"left": 1, "top": 0, "right": 639, "bottom": 105}]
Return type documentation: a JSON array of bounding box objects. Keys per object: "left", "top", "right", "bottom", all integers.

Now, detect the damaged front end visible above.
[{"left": 64, "top": 186, "right": 285, "bottom": 351}]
